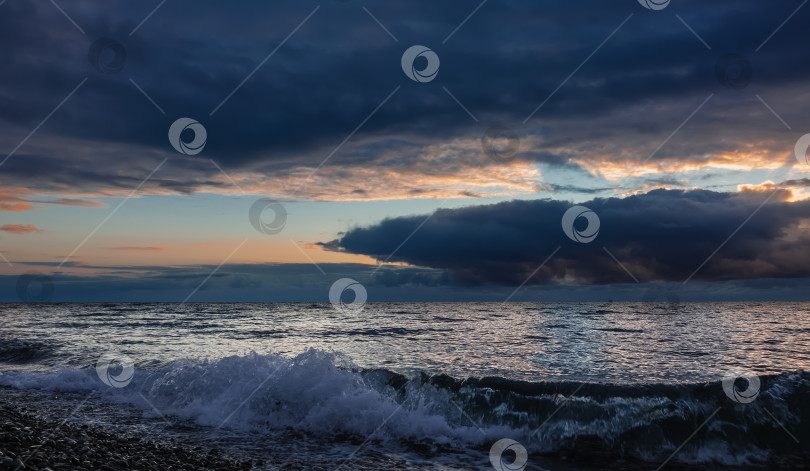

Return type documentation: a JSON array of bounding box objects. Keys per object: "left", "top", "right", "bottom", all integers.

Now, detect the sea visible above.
[{"left": 1, "top": 302, "right": 809, "bottom": 470}]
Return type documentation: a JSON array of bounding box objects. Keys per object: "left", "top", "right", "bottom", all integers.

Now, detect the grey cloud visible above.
[
  {"left": 0, "top": 0, "right": 808, "bottom": 198},
  {"left": 324, "top": 188, "right": 810, "bottom": 285}
]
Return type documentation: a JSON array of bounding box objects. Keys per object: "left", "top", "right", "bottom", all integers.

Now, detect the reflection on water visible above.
[{"left": 1, "top": 302, "right": 809, "bottom": 383}]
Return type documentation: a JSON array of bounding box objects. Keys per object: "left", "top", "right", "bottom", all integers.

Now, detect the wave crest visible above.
[{"left": 1, "top": 349, "right": 808, "bottom": 466}]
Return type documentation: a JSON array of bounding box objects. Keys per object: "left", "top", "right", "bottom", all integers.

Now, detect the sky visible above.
[{"left": 2, "top": 0, "right": 810, "bottom": 302}]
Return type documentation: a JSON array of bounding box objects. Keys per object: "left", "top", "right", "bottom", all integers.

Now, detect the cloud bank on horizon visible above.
[{"left": 323, "top": 188, "right": 810, "bottom": 285}]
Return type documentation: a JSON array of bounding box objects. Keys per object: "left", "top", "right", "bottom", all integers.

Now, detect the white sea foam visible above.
[{"left": 0, "top": 350, "right": 489, "bottom": 444}]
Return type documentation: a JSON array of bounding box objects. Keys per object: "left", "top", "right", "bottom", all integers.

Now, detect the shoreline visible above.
[
  {"left": 0, "top": 387, "right": 252, "bottom": 471},
  {"left": 0, "top": 386, "right": 421, "bottom": 471}
]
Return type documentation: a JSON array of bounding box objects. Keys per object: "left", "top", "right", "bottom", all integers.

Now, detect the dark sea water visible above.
[{"left": 1, "top": 302, "right": 809, "bottom": 470}]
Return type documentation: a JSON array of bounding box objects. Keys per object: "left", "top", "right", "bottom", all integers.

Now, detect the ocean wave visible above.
[
  {"left": 0, "top": 350, "right": 807, "bottom": 466},
  {"left": 0, "top": 337, "right": 57, "bottom": 363}
]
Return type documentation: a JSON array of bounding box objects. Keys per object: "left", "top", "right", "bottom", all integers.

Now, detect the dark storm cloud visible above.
[
  {"left": 323, "top": 189, "right": 810, "bottom": 285},
  {"left": 1, "top": 0, "right": 809, "bottom": 195}
]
